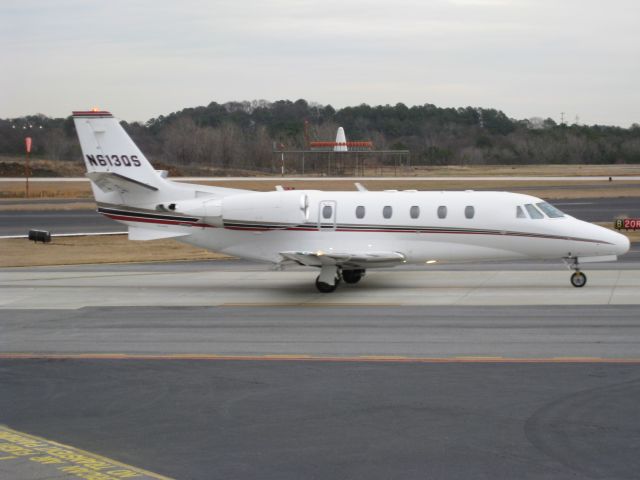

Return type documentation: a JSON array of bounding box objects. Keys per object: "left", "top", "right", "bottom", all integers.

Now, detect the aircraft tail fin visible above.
[{"left": 73, "top": 110, "right": 165, "bottom": 202}]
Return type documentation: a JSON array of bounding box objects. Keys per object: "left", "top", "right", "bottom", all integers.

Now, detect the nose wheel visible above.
[
  {"left": 564, "top": 256, "right": 587, "bottom": 288},
  {"left": 570, "top": 271, "right": 587, "bottom": 288}
]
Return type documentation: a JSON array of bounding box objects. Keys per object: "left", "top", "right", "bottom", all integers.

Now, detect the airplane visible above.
[{"left": 73, "top": 110, "right": 630, "bottom": 293}]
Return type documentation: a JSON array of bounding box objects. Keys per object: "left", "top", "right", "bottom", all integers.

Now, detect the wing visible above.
[{"left": 279, "top": 250, "right": 406, "bottom": 269}]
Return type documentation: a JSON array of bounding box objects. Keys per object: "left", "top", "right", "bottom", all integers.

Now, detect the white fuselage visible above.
[{"left": 118, "top": 189, "right": 628, "bottom": 266}]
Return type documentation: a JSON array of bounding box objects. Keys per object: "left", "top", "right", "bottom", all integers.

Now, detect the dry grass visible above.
[
  {"left": 398, "top": 164, "right": 640, "bottom": 177},
  {"left": 0, "top": 202, "right": 96, "bottom": 211},
  {"left": 1, "top": 162, "right": 640, "bottom": 200},
  {"left": 0, "top": 235, "right": 231, "bottom": 268},
  {"left": 2, "top": 175, "right": 640, "bottom": 205},
  {"left": 0, "top": 156, "right": 85, "bottom": 177},
  {"left": 0, "top": 181, "right": 93, "bottom": 199}
]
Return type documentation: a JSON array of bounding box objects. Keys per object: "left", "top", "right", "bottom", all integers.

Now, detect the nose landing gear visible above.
[
  {"left": 570, "top": 271, "right": 587, "bottom": 288},
  {"left": 564, "top": 257, "right": 587, "bottom": 288}
]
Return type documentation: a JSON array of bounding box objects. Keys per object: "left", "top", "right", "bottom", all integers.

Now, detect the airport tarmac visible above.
[
  {"left": 2, "top": 260, "right": 640, "bottom": 311},
  {"left": 2, "top": 360, "right": 640, "bottom": 480},
  {"left": 2, "top": 259, "right": 640, "bottom": 478}
]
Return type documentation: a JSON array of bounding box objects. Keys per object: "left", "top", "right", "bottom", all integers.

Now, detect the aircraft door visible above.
[{"left": 318, "top": 200, "right": 337, "bottom": 231}]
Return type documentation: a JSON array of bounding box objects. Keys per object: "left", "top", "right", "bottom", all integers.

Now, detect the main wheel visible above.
[
  {"left": 342, "top": 269, "right": 365, "bottom": 284},
  {"left": 315, "top": 276, "right": 338, "bottom": 293},
  {"left": 570, "top": 271, "right": 587, "bottom": 288}
]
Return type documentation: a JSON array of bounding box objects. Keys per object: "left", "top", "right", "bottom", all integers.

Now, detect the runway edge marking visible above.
[
  {"left": 0, "top": 425, "right": 173, "bottom": 480},
  {"left": 2, "top": 353, "right": 640, "bottom": 363}
]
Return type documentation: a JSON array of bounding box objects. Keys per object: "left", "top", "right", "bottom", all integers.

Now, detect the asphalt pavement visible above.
[{"left": 2, "top": 360, "right": 640, "bottom": 480}]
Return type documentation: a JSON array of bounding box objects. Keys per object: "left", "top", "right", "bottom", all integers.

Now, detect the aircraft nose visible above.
[
  {"left": 585, "top": 222, "right": 630, "bottom": 256},
  {"left": 613, "top": 230, "right": 631, "bottom": 256}
]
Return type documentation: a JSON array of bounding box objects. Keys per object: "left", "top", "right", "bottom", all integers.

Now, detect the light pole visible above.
[
  {"left": 25, "top": 137, "right": 32, "bottom": 198},
  {"left": 13, "top": 121, "right": 44, "bottom": 198}
]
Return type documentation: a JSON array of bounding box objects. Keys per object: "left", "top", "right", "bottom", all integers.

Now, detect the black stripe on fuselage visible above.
[{"left": 97, "top": 207, "right": 199, "bottom": 223}]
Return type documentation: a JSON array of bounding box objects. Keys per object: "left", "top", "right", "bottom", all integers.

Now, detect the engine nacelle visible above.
[
  {"left": 158, "top": 198, "right": 223, "bottom": 227},
  {"left": 222, "top": 191, "right": 310, "bottom": 225}
]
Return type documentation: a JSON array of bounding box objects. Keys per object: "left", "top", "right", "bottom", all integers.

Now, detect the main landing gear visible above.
[
  {"left": 342, "top": 269, "right": 365, "bottom": 284},
  {"left": 315, "top": 266, "right": 366, "bottom": 293},
  {"left": 315, "top": 275, "right": 339, "bottom": 293},
  {"left": 565, "top": 257, "right": 587, "bottom": 288}
]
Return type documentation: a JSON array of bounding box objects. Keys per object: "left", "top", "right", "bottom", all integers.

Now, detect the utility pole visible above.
[{"left": 560, "top": 112, "right": 565, "bottom": 125}]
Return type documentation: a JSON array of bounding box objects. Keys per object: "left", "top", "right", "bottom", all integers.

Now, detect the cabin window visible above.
[
  {"left": 355, "top": 205, "right": 365, "bottom": 219},
  {"left": 437, "top": 205, "right": 447, "bottom": 219},
  {"left": 516, "top": 206, "right": 526, "bottom": 218},
  {"left": 524, "top": 203, "right": 544, "bottom": 219},
  {"left": 322, "top": 205, "right": 333, "bottom": 219},
  {"left": 464, "top": 206, "right": 475, "bottom": 219},
  {"left": 536, "top": 202, "right": 565, "bottom": 218},
  {"left": 410, "top": 206, "right": 420, "bottom": 219},
  {"left": 383, "top": 205, "right": 393, "bottom": 219}
]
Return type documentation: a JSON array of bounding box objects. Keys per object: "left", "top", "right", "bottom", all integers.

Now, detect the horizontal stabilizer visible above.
[
  {"left": 280, "top": 250, "right": 406, "bottom": 269},
  {"left": 87, "top": 171, "right": 159, "bottom": 195},
  {"left": 128, "top": 226, "right": 190, "bottom": 241}
]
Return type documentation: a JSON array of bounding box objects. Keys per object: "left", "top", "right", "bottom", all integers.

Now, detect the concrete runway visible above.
[
  {"left": 2, "top": 260, "right": 640, "bottom": 478},
  {"left": 2, "top": 261, "right": 640, "bottom": 310},
  {"left": 1, "top": 196, "right": 638, "bottom": 236}
]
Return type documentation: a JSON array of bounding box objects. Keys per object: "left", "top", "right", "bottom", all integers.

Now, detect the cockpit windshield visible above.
[
  {"left": 536, "top": 202, "right": 565, "bottom": 218},
  {"left": 524, "top": 204, "right": 544, "bottom": 219}
]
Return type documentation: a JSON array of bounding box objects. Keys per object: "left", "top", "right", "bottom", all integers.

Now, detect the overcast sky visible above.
[{"left": 1, "top": 0, "right": 638, "bottom": 126}]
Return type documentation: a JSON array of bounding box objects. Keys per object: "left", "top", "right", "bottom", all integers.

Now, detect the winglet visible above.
[{"left": 354, "top": 182, "right": 368, "bottom": 192}]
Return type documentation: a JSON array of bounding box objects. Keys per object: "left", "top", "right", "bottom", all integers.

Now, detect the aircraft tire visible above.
[
  {"left": 316, "top": 276, "right": 338, "bottom": 293},
  {"left": 570, "top": 271, "right": 587, "bottom": 288},
  {"left": 342, "top": 269, "right": 365, "bottom": 284}
]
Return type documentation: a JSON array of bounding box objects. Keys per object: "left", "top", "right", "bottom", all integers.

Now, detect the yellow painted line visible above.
[
  {"left": 221, "top": 303, "right": 401, "bottom": 307},
  {"left": 2, "top": 353, "right": 640, "bottom": 363},
  {"left": 358, "top": 356, "right": 411, "bottom": 360},
  {"left": 0, "top": 425, "right": 172, "bottom": 479},
  {"left": 453, "top": 356, "right": 505, "bottom": 360},
  {"left": 552, "top": 356, "right": 602, "bottom": 361},
  {"left": 262, "top": 354, "right": 313, "bottom": 359}
]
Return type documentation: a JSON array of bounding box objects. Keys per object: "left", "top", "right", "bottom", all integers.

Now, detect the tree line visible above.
[{"left": 1, "top": 100, "right": 639, "bottom": 174}]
